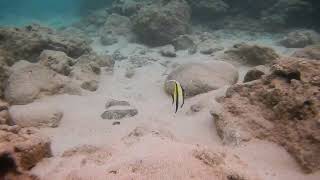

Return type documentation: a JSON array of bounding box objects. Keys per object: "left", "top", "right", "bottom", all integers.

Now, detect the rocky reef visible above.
[
  {"left": 212, "top": 57, "right": 320, "bottom": 173},
  {"left": 0, "top": 24, "right": 92, "bottom": 65},
  {"left": 0, "top": 125, "right": 51, "bottom": 179},
  {"left": 0, "top": 24, "right": 115, "bottom": 105}
]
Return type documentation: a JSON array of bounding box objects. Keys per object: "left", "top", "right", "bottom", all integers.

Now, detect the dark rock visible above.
[
  {"left": 243, "top": 65, "right": 269, "bottom": 83},
  {"left": 112, "top": 121, "right": 121, "bottom": 125},
  {"left": 101, "top": 109, "right": 138, "bottom": 120},
  {"left": 81, "top": 80, "right": 99, "bottom": 91},
  {"left": 225, "top": 43, "right": 279, "bottom": 65},
  {"left": 279, "top": 30, "right": 320, "bottom": 48}
]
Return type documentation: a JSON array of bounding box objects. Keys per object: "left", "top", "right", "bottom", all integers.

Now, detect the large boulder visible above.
[
  {"left": 225, "top": 43, "right": 280, "bottom": 65},
  {"left": 212, "top": 57, "right": 320, "bottom": 173},
  {"left": 279, "top": 29, "right": 320, "bottom": 48},
  {"left": 10, "top": 102, "right": 63, "bottom": 128},
  {"left": 164, "top": 61, "right": 239, "bottom": 97},
  {"left": 38, "top": 50, "right": 75, "bottom": 76},
  {"left": 5, "top": 61, "right": 81, "bottom": 105},
  {"left": 0, "top": 125, "right": 52, "bottom": 170},
  {"left": 291, "top": 45, "right": 320, "bottom": 60},
  {"left": 0, "top": 24, "right": 91, "bottom": 65},
  {"left": 133, "top": 0, "right": 191, "bottom": 46}
]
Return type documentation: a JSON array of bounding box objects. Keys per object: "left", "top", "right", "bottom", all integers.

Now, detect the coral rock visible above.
[
  {"left": 0, "top": 125, "right": 52, "bottom": 170},
  {"left": 214, "top": 57, "right": 320, "bottom": 173}
]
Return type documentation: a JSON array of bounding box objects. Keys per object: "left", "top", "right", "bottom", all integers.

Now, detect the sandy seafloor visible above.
[{"left": 13, "top": 27, "right": 317, "bottom": 180}]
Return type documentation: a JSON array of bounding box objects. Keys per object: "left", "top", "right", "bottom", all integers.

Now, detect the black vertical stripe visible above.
[
  {"left": 181, "top": 86, "right": 185, "bottom": 108},
  {"left": 175, "top": 83, "right": 179, "bottom": 113}
]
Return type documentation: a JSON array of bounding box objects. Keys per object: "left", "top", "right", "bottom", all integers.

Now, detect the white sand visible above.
[{"left": 31, "top": 32, "right": 320, "bottom": 179}]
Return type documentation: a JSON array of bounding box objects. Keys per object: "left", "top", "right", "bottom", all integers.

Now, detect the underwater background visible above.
[
  {"left": 0, "top": 0, "right": 319, "bottom": 29},
  {"left": 1, "top": 0, "right": 320, "bottom": 180},
  {"left": 0, "top": 0, "right": 113, "bottom": 27}
]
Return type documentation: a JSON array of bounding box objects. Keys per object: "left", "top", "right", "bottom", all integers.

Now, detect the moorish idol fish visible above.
[{"left": 168, "top": 80, "right": 185, "bottom": 113}]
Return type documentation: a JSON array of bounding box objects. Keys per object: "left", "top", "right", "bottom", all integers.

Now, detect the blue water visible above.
[{"left": 0, "top": 0, "right": 113, "bottom": 28}]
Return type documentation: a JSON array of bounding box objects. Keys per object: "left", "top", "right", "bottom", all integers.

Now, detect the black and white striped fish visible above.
[{"left": 168, "top": 80, "right": 185, "bottom": 113}]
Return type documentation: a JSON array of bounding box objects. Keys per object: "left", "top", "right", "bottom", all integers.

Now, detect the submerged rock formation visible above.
[
  {"left": 107, "top": 0, "right": 320, "bottom": 31},
  {"left": 132, "top": 0, "right": 191, "bottom": 46},
  {"left": 10, "top": 102, "right": 63, "bottom": 128},
  {"left": 279, "top": 29, "right": 320, "bottom": 48},
  {"left": 39, "top": 50, "right": 75, "bottom": 76},
  {"left": 0, "top": 24, "right": 91, "bottom": 65},
  {"left": 101, "top": 99, "right": 138, "bottom": 120},
  {"left": 0, "top": 125, "right": 52, "bottom": 170},
  {"left": 165, "top": 61, "right": 238, "bottom": 97},
  {"left": 225, "top": 43, "right": 280, "bottom": 65},
  {"left": 5, "top": 61, "right": 81, "bottom": 105},
  {"left": 212, "top": 57, "right": 320, "bottom": 173}
]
